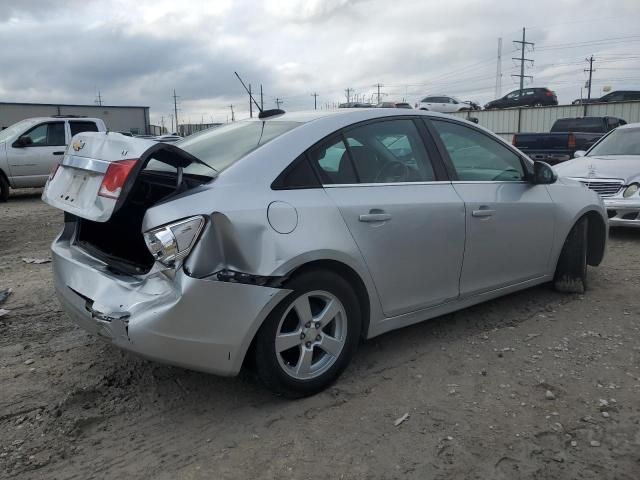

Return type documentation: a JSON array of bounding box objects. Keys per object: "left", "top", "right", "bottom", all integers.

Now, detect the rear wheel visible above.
[
  {"left": 0, "top": 174, "right": 9, "bottom": 202},
  {"left": 254, "top": 270, "right": 361, "bottom": 398},
  {"left": 554, "top": 217, "right": 588, "bottom": 293}
]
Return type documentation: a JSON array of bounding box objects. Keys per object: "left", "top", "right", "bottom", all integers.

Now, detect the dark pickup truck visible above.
[{"left": 512, "top": 116, "right": 626, "bottom": 164}]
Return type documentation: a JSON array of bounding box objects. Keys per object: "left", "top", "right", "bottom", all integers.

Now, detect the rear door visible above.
[
  {"left": 7, "top": 121, "right": 66, "bottom": 187},
  {"left": 314, "top": 117, "right": 465, "bottom": 317},
  {"left": 426, "top": 118, "right": 555, "bottom": 296}
]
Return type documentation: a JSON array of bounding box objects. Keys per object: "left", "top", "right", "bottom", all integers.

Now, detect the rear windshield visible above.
[
  {"left": 176, "top": 120, "right": 301, "bottom": 172},
  {"left": 588, "top": 128, "right": 640, "bottom": 157},
  {"left": 551, "top": 118, "right": 604, "bottom": 133}
]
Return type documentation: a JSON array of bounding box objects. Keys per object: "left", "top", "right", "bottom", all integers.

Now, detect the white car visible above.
[
  {"left": 416, "top": 95, "right": 472, "bottom": 113},
  {"left": 0, "top": 116, "right": 107, "bottom": 201}
]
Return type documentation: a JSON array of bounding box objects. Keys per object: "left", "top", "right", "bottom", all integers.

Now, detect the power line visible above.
[{"left": 512, "top": 27, "right": 534, "bottom": 95}]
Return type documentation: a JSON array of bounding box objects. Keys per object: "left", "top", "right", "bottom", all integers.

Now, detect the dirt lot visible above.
[{"left": 1, "top": 191, "right": 639, "bottom": 480}]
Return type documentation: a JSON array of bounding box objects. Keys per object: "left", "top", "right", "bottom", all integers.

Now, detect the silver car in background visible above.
[
  {"left": 43, "top": 109, "right": 607, "bottom": 397},
  {"left": 555, "top": 123, "right": 640, "bottom": 227}
]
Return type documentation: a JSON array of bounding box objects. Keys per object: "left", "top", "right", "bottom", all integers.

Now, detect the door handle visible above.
[
  {"left": 359, "top": 213, "right": 391, "bottom": 222},
  {"left": 53, "top": 151, "right": 65, "bottom": 156},
  {"left": 472, "top": 208, "right": 495, "bottom": 218}
]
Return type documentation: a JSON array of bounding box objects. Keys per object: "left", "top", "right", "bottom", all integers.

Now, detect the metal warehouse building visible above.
[{"left": 0, "top": 102, "right": 150, "bottom": 135}]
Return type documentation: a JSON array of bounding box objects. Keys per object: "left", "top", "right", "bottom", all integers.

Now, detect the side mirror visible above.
[
  {"left": 13, "top": 136, "right": 33, "bottom": 148},
  {"left": 532, "top": 161, "right": 557, "bottom": 185},
  {"left": 574, "top": 150, "right": 586, "bottom": 158},
  {"left": 469, "top": 117, "right": 479, "bottom": 124}
]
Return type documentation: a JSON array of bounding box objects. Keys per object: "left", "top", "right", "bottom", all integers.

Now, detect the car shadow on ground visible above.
[
  {"left": 7, "top": 188, "right": 44, "bottom": 201},
  {"left": 100, "top": 280, "right": 566, "bottom": 409},
  {"left": 609, "top": 226, "right": 639, "bottom": 241}
]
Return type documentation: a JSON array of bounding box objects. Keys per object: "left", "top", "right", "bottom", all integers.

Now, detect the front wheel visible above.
[
  {"left": 254, "top": 270, "right": 362, "bottom": 398},
  {"left": 554, "top": 217, "right": 588, "bottom": 293}
]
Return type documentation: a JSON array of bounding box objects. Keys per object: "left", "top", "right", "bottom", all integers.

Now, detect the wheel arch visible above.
[{"left": 584, "top": 210, "right": 607, "bottom": 266}]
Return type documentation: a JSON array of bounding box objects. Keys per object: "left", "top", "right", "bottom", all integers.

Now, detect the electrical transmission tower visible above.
[
  {"left": 345, "top": 88, "right": 354, "bottom": 104},
  {"left": 311, "top": 92, "right": 319, "bottom": 110},
  {"left": 375, "top": 83, "right": 383, "bottom": 104},
  {"left": 172, "top": 89, "right": 179, "bottom": 133},
  {"left": 512, "top": 27, "right": 534, "bottom": 95},
  {"left": 95, "top": 90, "right": 103, "bottom": 106},
  {"left": 495, "top": 38, "right": 502, "bottom": 98},
  {"left": 585, "top": 56, "right": 596, "bottom": 101}
]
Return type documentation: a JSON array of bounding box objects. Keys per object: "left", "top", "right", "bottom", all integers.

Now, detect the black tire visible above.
[
  {"left": 254, "top": 269, "right": 362, "bottom": 398},
  {"left": 0, "top": 174, "right": 9, "bottom": 202},
  {"left": 554, "top": 217, "right": 588, "bottom": 293}
]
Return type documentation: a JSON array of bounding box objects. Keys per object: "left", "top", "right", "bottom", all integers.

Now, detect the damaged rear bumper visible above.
[{"left": 52, "top": 235, "right": 290, "bottom": 376}]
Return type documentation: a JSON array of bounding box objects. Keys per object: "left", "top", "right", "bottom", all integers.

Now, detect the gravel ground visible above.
[{"left": 1, "top": 191, "right": 639, "bottom": 480}]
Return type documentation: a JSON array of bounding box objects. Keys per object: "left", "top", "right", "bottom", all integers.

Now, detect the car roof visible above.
[
  {"left": 26, "top": 117, "right": 102, "bottom": 122},
  {"left": 242, "top": 108, "right": 457, "bottom": 125},
  {"left": 616, "top": 122, "right": 640, "bottom": 130}
]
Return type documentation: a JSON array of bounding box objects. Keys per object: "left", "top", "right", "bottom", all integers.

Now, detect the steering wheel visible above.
[{"left": 375, "top": 161, "right": 410, "bottom": 183}]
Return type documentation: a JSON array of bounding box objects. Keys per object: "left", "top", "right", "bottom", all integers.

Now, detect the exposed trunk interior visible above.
[{"left": 75, "top": 169, "right": 209, "bottom": 275}]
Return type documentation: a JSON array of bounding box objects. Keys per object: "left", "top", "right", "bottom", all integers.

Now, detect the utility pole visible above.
[
  {"left": 275, "top": 98, "right": 283, "bottom": 109},
  {"left": 229, "top": 104, "right": 235, "bottom": 122},
  {"left": 95, "top": 90, "right": 103, "bottom": 106},
  {"left": 172, "top": 89, "right": 179, "bottom": 133},
  {"left": 311, "top": 92, "right": 319, "bottom": 110},
  {"left": 160, "top": 116, "right": 165, "bottom": 133},
  {"left": 249, "top": 84, "right": 253, "bottom": 118},
  {"left": 345, "top": 88, "right": 353, "bottom": 104},
  {"left": 585, "top": 55, "right": 595, "bottom": 101},
  {"left": 495, "top": 38, "right": 503, "bottom": 98},
  {"left": 375, "top": 83, "right": 383, "bottom": 104},
  {"left": 260, "top": 84, "right": 264, "bottom": 110},
  {"left": 512, "top": 28, "right": 534, "bottom": 95},
  {"left": 169, "top": 114, "right": 174, "bottom": 133}
]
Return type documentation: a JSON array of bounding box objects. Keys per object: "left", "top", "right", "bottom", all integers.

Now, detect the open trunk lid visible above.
[{"left": 42, "top": 132, "right": 212, "bottom": 222}]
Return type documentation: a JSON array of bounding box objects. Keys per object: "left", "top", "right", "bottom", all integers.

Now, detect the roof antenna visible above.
[
  {"left": 234, "top": 72, "right": 262, "bottom": 114},
  {"left": 234, "top": 72, "right": 285, "bottom": 119}
]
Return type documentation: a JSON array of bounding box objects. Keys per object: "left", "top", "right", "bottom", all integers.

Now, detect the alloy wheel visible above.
[{"left": 275, "top": 290, "right": 347, "bottom": 380}]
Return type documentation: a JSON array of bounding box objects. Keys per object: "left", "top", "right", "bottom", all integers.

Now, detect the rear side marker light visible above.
[
  {"left": 567, "top": 133, "right": 576, "bottom": 149},
  {"left": 98, "top": 159, "right": 138, "bottom": 199}
]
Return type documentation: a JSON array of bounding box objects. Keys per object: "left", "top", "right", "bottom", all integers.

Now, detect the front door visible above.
[
  {"left": 310, "top": 118, "right": 466, "bottom": 317},
  {"left": 428, "top": 118, "right": 555, "bottom": 296},
  {"left": 8, "top": 121, "right": 67, "bottom": 187}
]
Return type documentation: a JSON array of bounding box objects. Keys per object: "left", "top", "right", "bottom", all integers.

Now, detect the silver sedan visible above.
[
  {"left": 555, "top": 122, "right": 640, "bottom": 228},
  {"left": 43, "top": 109, "right": 607, "bottom": 397}
]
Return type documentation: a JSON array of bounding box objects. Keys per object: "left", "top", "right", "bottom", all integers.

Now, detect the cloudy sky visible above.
[{"left": 2, "top": 0, "right": 640, "bottom": 128}]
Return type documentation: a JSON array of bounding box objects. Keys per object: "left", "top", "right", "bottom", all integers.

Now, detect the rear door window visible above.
[
  {"left": 343, "top": 119, "right": 436, "bottom": 183},
  {"left": 308, "top": 135, "right": 357, "bottom": 184},
  {"left": 70, "top": 121, "right": 99, "bottom": 136}
]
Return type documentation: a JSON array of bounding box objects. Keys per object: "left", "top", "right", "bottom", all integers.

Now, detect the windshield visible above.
[
  {"left": 588, "top": 128, "right": 640, "bottom": 157},
  {"left": 175, "top": 120, "right": 301, "bottom": 172},
  {"left": 0, "top": 118, "right": 41, "bottom": 143}
]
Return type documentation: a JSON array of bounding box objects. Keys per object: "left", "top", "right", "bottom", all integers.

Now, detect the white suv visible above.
[
  {"left": 416, "top": 95, "right": 470, "bottom": 113},
  {"left": 0, "top": 116, "right": 106, "bottom": 201}
]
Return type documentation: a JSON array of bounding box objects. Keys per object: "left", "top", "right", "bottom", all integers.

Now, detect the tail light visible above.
[
  {"left": 545, "top": 91, "right": 555, "bottom": 97},
  {"left": 568, "top": 133, "right": 576, "bottom": 149},
  {"left": 98, "top": 159, "right": 137, "bottom": 199},
  {"left": 512, "top": 135, "right": 517, "bottom": 145},
  {"left": 143, "top": 216, "right": 205, "bottom": 268}
]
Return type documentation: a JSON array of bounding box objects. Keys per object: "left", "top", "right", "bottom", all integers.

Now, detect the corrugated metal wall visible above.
[{"left": 450, "top": 101, "right": 640, "bottom": 141}]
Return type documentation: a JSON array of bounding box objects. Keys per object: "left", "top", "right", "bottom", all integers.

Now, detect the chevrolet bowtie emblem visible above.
[{"left": 72, "top": 140, "right": 85, "bottom": 152}]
